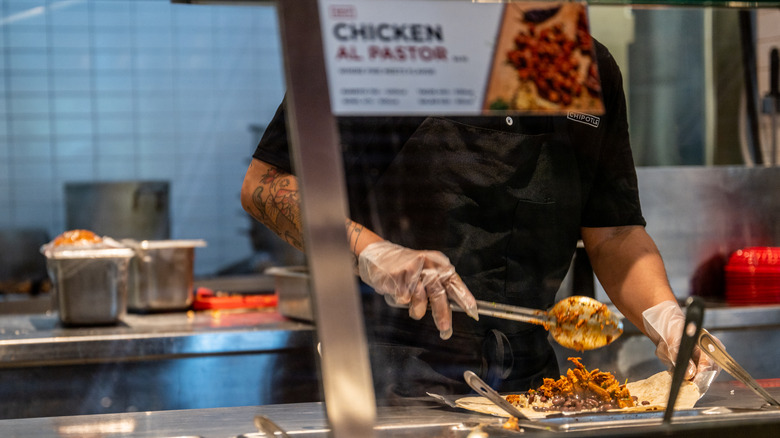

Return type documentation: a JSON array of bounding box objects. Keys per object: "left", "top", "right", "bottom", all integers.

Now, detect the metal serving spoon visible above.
[
  {"left": 463, "top": 371, "right": 559, "bottom": 432},
  {"left": 453, "top": 296, "right": 623, "bottom": 351}
]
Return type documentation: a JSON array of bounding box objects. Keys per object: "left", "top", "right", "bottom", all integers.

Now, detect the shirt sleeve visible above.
[
  {"left": 252, "top": 98, "right": 294, "bottom": 174},
  {"left": 579, "top": 41, "right": 646, "bottom": 228}
]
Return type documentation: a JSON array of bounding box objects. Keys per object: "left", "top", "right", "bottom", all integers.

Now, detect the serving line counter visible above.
[
  {"left": 0, "top": 308, "right": 318, "bottom": 419},
  {"left": 0, "top": 380, "right": 779, "bottom": 437},
  {"left": 2, "top": 300, "right": 780, "bottom": 422}
]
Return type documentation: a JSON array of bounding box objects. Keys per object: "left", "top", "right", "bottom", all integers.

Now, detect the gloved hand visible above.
[
  {"left": 642, "top": 300, "right": 721, "bottom": 387},
  {"left": 358, "top": 241, "right": 478, "bottom": 340}
]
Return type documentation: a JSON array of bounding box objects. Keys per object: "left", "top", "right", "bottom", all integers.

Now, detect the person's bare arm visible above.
[
  {"left": 580, "top": 225, "right": 677, "bottom": 334},
  {"left": 240, "top": 158, "right": 383, "bottom": 255},
  {"left": 584, "top": 225, "right": 723, "bottom": 380}
]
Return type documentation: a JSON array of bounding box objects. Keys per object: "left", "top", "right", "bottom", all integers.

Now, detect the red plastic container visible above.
[
  {"left": 192, "top": 288, "right": 278, "bottom": 310},
  {"left": 724, "top": 247, "right": 780, "bottom": 306}
]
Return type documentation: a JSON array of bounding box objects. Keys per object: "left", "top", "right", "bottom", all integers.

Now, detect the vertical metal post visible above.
[
  {"left": 275, "top": 1, "right": 376, "bottom": 437},
  {"left": 739, "top": 10, "right": 763, "bottom": 165}
]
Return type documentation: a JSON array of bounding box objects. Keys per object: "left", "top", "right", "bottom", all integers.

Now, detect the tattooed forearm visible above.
[
  {"left": 242, "top": 160, "right": 384, "bottom": 258},
  {"left": 248, "top": 164, "right": 305, "bottom": 251},
  {"left": 345, "top": 219, "right": 364, "bottom": 255}
]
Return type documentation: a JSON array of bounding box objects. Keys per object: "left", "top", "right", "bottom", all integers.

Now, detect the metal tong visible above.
[
  {"left": 664, "top": 297, "right": 780, "bottom": 425},
  {"left": 453, "top": 299, "right": 548, "bottom": 324},
  {"left": 463, "top": 371, "right": 559, "bottom": 432},
  {"left": 664, "top": 297, "right": 704, "bottom": 424},
  {"left": 698, "top": 329, "right": 780, "bottom": 408}
]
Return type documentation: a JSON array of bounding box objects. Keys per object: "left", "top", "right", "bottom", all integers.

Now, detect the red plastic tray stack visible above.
[{"left": 725, "top": 247, "right": 780, "bottom": 306}]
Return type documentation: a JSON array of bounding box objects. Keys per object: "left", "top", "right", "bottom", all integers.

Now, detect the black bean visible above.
[
  {"left": 539, "top": 396, "right": 548, "bottom": 403},
  {"left": 641, "top": 400, "right": 650, "bottom": 406},
  {"left": 552, "top": 396, "right": 565, "bottom": 406}
]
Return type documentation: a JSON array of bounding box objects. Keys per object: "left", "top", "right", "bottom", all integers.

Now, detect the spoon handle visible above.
[{"left": 452, "top": 300, "right": 549, "bottom": 326}]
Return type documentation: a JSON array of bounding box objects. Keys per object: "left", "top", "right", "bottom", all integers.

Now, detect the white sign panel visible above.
[
  {"left": 318, "top": 0, "right": 604, "bottom": 116},
  {"left": 318, "top": 0, "right": 501, "bottom": 115}
]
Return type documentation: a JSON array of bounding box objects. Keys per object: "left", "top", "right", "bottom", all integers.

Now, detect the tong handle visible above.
[
  {"left": 664, "top": 297, "right": 704, "bottom": 424},
  {"left": 453, "top": 300, "right": 549, "bottom": 326},
  {"left": 391, "top": 299, "right": 548, "bottom": 326},
  {"left": 698, "top": 330, "right": 780, "bottom": 408}
]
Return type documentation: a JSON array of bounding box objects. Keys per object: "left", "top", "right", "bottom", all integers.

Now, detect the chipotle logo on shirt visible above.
[{"left": 567, "top": 111, "right": 600, "bottom": 128}]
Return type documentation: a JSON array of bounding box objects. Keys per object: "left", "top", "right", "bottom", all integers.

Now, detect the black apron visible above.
[{"left": 362, "top": 116, "right": 583, "bottom": 405}]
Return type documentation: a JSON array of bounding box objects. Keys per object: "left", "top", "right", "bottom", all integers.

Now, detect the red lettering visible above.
[
  {"left": 367, "top": 45, "right": 448, "bottom": 61},
  {"left": 336, "top": 46, "right": 362, "bottom": 60}
]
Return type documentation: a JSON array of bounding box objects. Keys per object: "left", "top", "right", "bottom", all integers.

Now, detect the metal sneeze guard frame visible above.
[{"left": 276, "top": 1, "right": 377, "bottom": 437}]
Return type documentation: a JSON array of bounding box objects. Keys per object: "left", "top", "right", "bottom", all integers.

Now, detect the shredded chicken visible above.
[{"left": 507, "top": 357, "right": 635, "bottom": 411}]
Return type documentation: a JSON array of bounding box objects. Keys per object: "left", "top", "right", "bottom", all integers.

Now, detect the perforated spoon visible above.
[{"left": 453, "top": 296, "right": 623, "bottom": 351}]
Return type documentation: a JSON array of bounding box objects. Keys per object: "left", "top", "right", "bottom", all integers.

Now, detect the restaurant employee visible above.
[{"left": 241, "top": 39, "right": 720, "bottom": 404}]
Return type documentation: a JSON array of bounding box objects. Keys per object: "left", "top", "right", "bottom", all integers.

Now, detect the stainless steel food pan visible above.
[
  {"left": 45, "top": 247, "right": 134, "bottom": 326},
  {"left": 265, "top": 266, "right": 312, "bottom": 321},
  {"left": 124, "top": 239, "right": 206, "bottom": 312}
]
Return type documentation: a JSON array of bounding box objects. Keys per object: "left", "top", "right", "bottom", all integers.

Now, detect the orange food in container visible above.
[{"left": 41, "top": 230, "right": 134, "bottom": 326}]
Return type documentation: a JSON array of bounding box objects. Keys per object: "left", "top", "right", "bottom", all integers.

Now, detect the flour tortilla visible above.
[{"left": 455, "top": 371, "right": 699, "bottom": 419}]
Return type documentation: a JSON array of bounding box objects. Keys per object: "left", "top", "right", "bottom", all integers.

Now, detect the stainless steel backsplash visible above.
[{"left": 636, "top": 165, "right": 779, "bottom": 299}]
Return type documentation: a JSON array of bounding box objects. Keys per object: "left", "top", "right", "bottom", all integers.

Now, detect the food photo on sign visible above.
[{"left": 483, "top": 1, "right": 605, "bottom": 115}]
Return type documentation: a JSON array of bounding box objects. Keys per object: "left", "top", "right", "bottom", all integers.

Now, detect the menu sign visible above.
[{"left": 318, "top": 0, "right": 604, "bottom": 116}]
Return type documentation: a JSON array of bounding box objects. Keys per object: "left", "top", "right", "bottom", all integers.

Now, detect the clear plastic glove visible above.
[
  {"left": 642, "top": 300, "right": 721, "bottom": 388},
  {"left": 358, "top": 241, "right": 478, "bottom": 340}
]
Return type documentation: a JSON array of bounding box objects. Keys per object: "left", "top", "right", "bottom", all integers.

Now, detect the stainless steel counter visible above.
[
  {"left": 0, "top": 381, "right": 779, "bottom": 437},
  {"left": 0, "top": 309, "right": 313, "bottom": 367},
  {"left": 0, "top": 309, "right": 318, "bottom": 419},
  {"left": 2, "top": 303, "right": 779, "bottom": 421}
]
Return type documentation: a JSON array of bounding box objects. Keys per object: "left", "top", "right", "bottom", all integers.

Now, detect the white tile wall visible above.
[{"left": 0, "top": 0, "right": 285, "bottom": 276}]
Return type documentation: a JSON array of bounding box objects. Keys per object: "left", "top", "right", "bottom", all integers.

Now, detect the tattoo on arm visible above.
[
  {"left": 345, "top": 219, "right": 364, "bottom": 255},
  {"left": 248, "top": 162, "right": 373, "bottom": 259},
  {"left": 251, "top": 166, "right": 305, "bottom": 251}
]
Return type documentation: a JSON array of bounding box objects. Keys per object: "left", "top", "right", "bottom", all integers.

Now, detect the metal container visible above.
[
  {"left": 65, "top": 181, "right": 170, "bottom": 241},
  {"left": 125, "top": 240, "right": 206, "bottom": 313},
  {"left": 45, "top": 247, "right": 134, "bottom": 326},
  {"left": 265, "top": 266, "right": 312, "bottom": 321}
]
